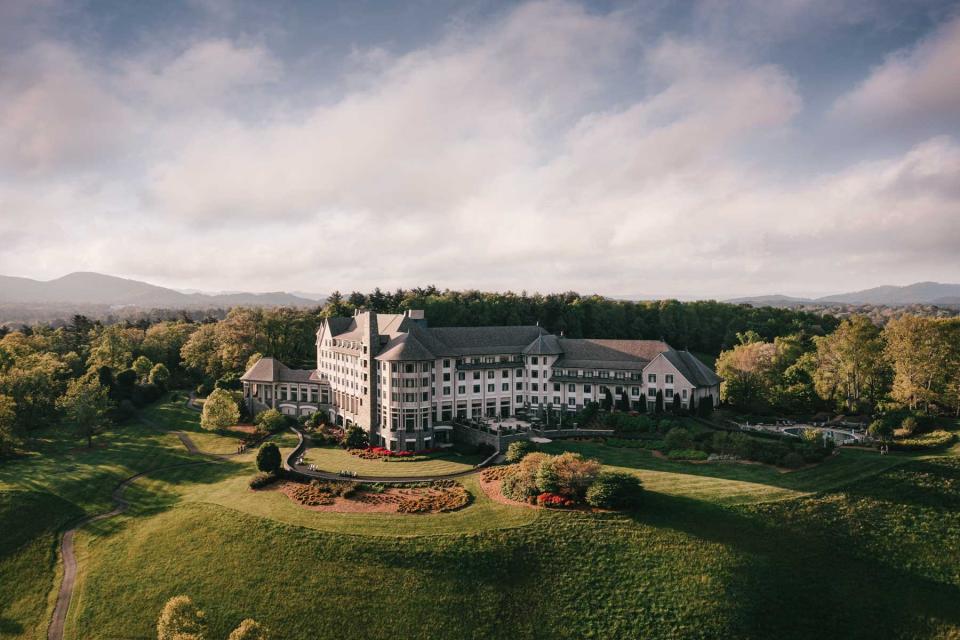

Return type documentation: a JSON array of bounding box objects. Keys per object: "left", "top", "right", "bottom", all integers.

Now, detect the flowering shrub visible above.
[
  {"left": 288, "top": 479, "right": 358, "bottom": 506},
  {"left": 585, "top": 472, "right": 643, "bottom": 509},
  {"left": 480, "top": 466, "right": 512, "bottom": 482},
  {"left": 349, "top": 446, "right": 440, "bottom": 460},
  {"left": 536, "top": 492, "right": 575, "bottom": 508}
]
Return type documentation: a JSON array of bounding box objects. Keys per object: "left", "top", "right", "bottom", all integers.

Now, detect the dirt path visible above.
[{"left": 46, "top": 421, "right": 242, "bottom": 640}]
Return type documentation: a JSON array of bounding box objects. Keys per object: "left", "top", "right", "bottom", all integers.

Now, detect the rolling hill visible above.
[{"left": 0, "top": 272, "right": 322, "bottom": 308}]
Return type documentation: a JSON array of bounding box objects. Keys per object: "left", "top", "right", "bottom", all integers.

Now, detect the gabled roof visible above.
[
  {"left": 240, "top": 356, "right": 323, "bottom": 383},
  {"left": 661, "top": 350, "right": 722, "bottom": 388},
  {"left": 553, "top": 339, "right": 672, "bottom": 370}
]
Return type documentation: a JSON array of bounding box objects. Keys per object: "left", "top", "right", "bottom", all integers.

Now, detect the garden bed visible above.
[{"left": 270, "top": 479, "right": 472, "bottom": 514}]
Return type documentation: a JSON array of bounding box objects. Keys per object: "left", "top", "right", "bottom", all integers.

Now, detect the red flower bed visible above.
[
  {"left": 353, "top": 446, "right": 440, "bottom": 459},
  {"left": 536, "top": 492, "right": 575, "bottom": 508}
]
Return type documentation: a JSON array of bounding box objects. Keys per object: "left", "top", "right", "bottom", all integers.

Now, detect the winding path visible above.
[{"left": 46, "top": 425, "right": 242, "bottom": 640}]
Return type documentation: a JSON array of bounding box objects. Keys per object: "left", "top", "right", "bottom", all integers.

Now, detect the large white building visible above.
[{"left": 243, "top": 309, "right": 720, "bottom": 452}]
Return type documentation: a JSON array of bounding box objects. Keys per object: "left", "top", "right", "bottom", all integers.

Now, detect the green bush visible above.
[
  {"left": 256, "top": 443, "right": 282, "bottom": 474},
  {"left": 255, "top": 409, "right": 287, "bottom": 434},
  {"left": 249, "top": 471, "right": 278, "bottom": 489},
  {"left": 505, "top": 440, "right": 536, "bottom": 463},
  {"left": 666, "top": 449, "right": 708, "bottom": 461},
  {"left": 664, "top": 427, "right": 693, "bottom": 452},
  {"left": 585, "top": 471, "right": 643, "bottom": 509},
  {"left": 342, "top": 425, "right": 369, "bottom": 449}
]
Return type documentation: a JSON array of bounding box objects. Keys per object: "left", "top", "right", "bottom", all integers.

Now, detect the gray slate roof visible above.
[
  {"left": 427, "top": 325, "right": 548, "bottom": 356},
  {"left": 662, "top": 350, "right": 722, "bottom": 387},
  {"left": 240, "top": 357, "right": 322, "bottom": 383},
  {"left": 522, "top": 333, "right": 563, "bottom": 355},
  {"left": 553, "top": 338, "right": 672, "bottom": 371}
]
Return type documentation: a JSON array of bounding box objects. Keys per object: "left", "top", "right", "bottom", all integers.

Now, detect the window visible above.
[
  {"left": 648, "top": 388, "right": 657, "bottom": 397},
  {"left": 553, "top": 383, "right": 560, "bottom": 391},
  {"left": 682, "top": 389, "right": 688, "bottom": 398},
  {"left": 516, "top": 369, "right": 524, "bottom": 377},
  {"left": 532, "top": 356, "right": 539, "bottom": 365},
  {"left": 422, "top": 392, "right": 429, "bottom": 401},
  {"left": 502, "top": 370, "right": 509, "bottom": 378},
  {"left": 666, "top": 374, "right": 674, "bottom": 384},
  {"left": 457, "top": 372, "right": 465, "bottom": 381},
  {"left": 568, "top": 383, "right": 575, "bottom": 392},
  {"left": 458, "top": 385, "right": 466, "bottom": 394},
  {"left": 631, "top": 387, "right": 639, "bottom": 396},
  {"left": 487, "top": 384, "right": 494, "bottom": 392},
  {"left": 531, "top": 383, "right": 539, "bottom": 392},
  {"left": 502, "top": 383, "right": 509, "bottom": 391},
  {"left": 515, "top": 395, "right": 523, "bottom": 404},
  {"left": 443, "top": 359, "right": 451, "bottom": 368},
  {"left": 487, "top": 371, "right": 495, "bottom": 379},
  {"left": 583, "top": 384, "right": 592, "bottom": 393},
  {"left": 443, "top": 373, "right": 450, "bottom": 381},
  {"left": 405, "top": 364, "right": 414, "bottom": 373},
  {"left": 665, "top": 389, "right": 674, "bottom": 398},
  {"left": 531, "top": 370, "right": 539, "bottom": 378},
  {"left": 443, "top": 386, "right": 451, "bottom": 396},
  {"left": 531, "top": 397, "right": 539, "bottom": 404},
  {"left": 568, "top": 397, "right": 576, "bottom": 406},
  {"left": 473, "top": 384, "right": 481, "bottom": 393},
  {"left": 473, "top": 371, "right": 481, "bottom": 380},
  {"left": 648, "top": 373, "right": 656, "bottom": 383},
  {"left": 516, "top": 382, "right": 523, "bottom": 390},
  {"left": 553, "top": 396, "right": 560, "bottom": 405}
]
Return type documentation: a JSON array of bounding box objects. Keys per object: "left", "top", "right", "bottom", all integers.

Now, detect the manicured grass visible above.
[
  {"left": 68, "top": 457, "right": 960, "bottom": 639},
  {"left": 0, "top": 491, "right": 84, "bottom": 640},
  {"left": 303, "top": 445, "right": 485, "bottom": 477},
  {"left": 4, "top": 395, "right": 960, "bottom": 639},
  {"left": 140, "top": 397, "right": 248, "bottom": 455},
  {"left": 541, "top": 439, "right": 911, "bottom": 505}
]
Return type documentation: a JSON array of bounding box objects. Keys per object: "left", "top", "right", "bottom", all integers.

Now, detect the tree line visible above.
[
  {"left": 0, "top": 291, "right": 842, "bottom": 453},
  {"left": 716, "top": 315, "right": 960, "bottom": 417}
]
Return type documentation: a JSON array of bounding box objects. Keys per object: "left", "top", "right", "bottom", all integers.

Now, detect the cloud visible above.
[
  {"left": 832, "top": 15, "right": 960, "bottom": 126},
  {"left": 0, "top": 0, "right": 957, "bottom": 297}
]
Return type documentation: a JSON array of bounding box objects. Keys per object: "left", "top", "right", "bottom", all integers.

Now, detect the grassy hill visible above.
[{"left": 1, "top": 397, "right": 958, "bottom": 639}]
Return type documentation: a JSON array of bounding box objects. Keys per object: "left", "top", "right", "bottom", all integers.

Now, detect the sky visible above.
[{"left": 1, "top": 0, "right": 959, "bottom": 299}]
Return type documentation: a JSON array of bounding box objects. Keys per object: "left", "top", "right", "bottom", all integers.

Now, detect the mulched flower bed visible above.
[{"left": 277, "top": 479, "right": 471, "bottom": 514}]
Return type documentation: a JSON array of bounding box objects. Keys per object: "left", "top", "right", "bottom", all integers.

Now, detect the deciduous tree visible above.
[
  {"left": 57, "top": 375, "right": 113, "bottom": 448},
  {"left": 201, "top": 388, "right": 240, "bottom": 431}
]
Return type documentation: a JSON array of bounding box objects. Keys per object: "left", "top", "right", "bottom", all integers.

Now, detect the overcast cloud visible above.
[{"left": 0, "top": 0, "right": 958, "bottom": 298}]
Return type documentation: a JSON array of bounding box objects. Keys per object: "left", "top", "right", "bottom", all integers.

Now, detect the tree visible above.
[
  {"left": 201, "top": 388, "right": 240, "bottom": 431},
  {"left": 228, "top": 618, "right": 270, "bottom": 640},
  {"left": 671, "top": 393, "right": 682, "bottom": 415},
  {"left": 0, "top": 394, "right": 18, "bottom": 455},
  {"left": 0, "top": 352, "right": 70, "bottom": 431},
  {"left": 133, "top": 355, "right": 154, "bottom": 382},
  {"left": 813, "top": 316, "right": 889, "bottom": 413},
  {"left": 57, "top": 376, "right": 113, "bottom": 448},
  {"left": 157, "top": 595, "right": 206, "bottom": 640},
  {"left": 698, "top": 394, "right": 714, "bottom": 417},
  {"left": 884, "top": 316, "right": 956, "bottom": 413},
  {"left": 342, "top": 425, "right": 369, "bottom": 449},
  {"left": 256, "top": 443, "right": 282, "bottom": 474},
  {"left": 149, "top": 363, "right": 171, "bottom": 389},
  {"left": 868, "top": 419, "right": 893, "bottom": 442},
  {"left": 548, "top": 452, "right": 601, "bottom": 499},
  {"left": 716, "top": 341, "right": 778, "bottom": 411},
  {"left": 654, "top": 390, "right": 664, "bottom": 414}
]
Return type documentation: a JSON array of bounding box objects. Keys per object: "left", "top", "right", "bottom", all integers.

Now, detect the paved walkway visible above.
[{"left": 46, "top": 419, "right": 246, "bottom": 640}]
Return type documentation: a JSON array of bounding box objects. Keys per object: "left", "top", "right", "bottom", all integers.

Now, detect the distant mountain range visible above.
[
  {"left": 0, "top": 272, "right": 323, "bottom": 308},
  {"left": 728, "top": 282, "right": 960, "bottom": 306}
]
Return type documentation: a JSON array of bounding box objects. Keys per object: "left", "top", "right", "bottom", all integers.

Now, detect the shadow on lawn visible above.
[{"left": 631, "top": 489, "right": 960, "bottom": 639}]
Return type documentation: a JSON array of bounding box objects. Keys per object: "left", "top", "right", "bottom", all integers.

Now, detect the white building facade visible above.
[{"left": 308, "top": 310, "right": 721, "bottom": 452}]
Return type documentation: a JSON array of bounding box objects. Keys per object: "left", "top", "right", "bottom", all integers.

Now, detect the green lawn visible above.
[
  {"left": 303, "top": 445, "right": 485, "bottom": 477},
  {"left": 2, "top": 396, "right": 959, "bottom": 639},
  {"left": 541, "top": 439, "right": 911, "bottom": 505}
]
